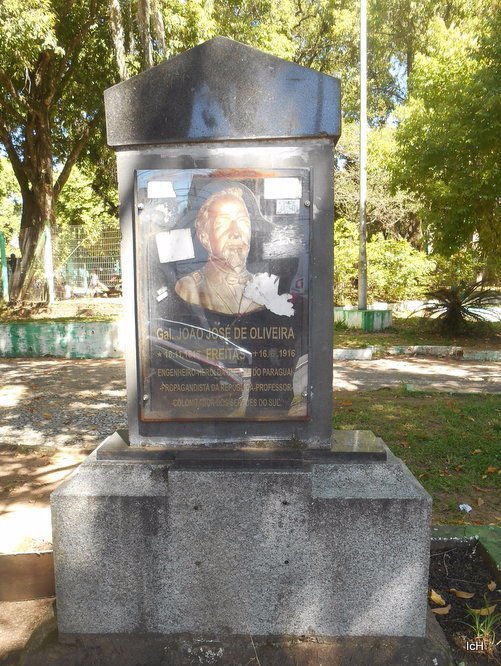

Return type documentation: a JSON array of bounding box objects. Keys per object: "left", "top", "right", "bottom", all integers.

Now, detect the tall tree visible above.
[
  {"left": 391, "top": 5, "right": 501, "bottom": 277},
  {"left": 0, "top": 0, "right": 117, "bottom": 299}
]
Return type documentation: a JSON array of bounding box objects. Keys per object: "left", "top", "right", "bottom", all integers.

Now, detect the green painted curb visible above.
[
  {"left": 333, "top": 308, "right": 393, "bottom": 331},
  {"left": 0, "top": 321, "right": 124, "bottom": 359}
]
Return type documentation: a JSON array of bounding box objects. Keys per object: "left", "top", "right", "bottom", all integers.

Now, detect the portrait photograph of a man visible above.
[{"left": 175, "top": 187, "right": 262, "bottom": 315}]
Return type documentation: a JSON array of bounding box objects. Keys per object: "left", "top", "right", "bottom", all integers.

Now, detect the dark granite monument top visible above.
[{"left": 105, "top": 37, "right": 341, "bottom": 147}]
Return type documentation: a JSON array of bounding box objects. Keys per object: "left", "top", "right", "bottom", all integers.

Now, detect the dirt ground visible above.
[
  {"left": 0, "top": 446, "right": 87, "bottom": 553},
  {"left": 429, "top": 543, "right": 500, "bottom": 666},
  {"left": 0, "top": 298, "right": 123, "bottom": 322}
]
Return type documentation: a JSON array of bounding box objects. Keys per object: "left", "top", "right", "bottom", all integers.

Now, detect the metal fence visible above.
[
  {"left": 15, "top": 226, "right": 122, "bottom": 301},
  {"left": 55, "top": 226, "right": 122, "bottom": 298}
]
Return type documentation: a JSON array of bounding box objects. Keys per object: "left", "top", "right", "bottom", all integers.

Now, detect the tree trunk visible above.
[
  {"left": 10, "top": 190, "right": 52, "bottom": 301},
  {"left": 109, "top": 0, "right": 129, "bottom": 80},
  {"left": 137, "top": 0, "right": 153, "bottom": 70},
  {"left": 10, "top": 108, "right": 56, "bottom": 302}
]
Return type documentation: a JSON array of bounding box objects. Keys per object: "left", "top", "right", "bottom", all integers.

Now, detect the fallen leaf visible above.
[
  {"left": 476, "top": 497, "right": 485, "bottom": 507},
  {"left": 429, "top": 589, "right": 446, "bottom": 606},
  {"left": 469, "top": 604, "right": 497, "bottom": 616},
  {"left": 485, "top": 467, "right": 498, "bottom": 474},
  {"left": 339, "top": 401, "right": 353, "bottom": 407},
  {"left": 432, "top": 605, "right": 451, "bottom": 615},
  {"left": 487, "top": 581, "right": 496, "bottom": 592},
  {"left": 449, "top": 588, "right": 474, "bottom": 599},
  {"left": 471, "top": 449, "right": 482, "bottom": 455}
]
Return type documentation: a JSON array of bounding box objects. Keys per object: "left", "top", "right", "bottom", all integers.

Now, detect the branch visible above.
[
  {"left": 0, "top": 122, "right": 30, "bottom": 196},
  {"left": 54, "top": 111, "right": 102, "bottom": 199},
  {"left": 0, "top": 66, "right": 20, "bottom": 102},
  {"left": 0, "top": 68, "right": 28, "bottom": 123},
  {"left": 50, "top": 0, "right": 100, "bottom": 101},
  {"left": 292, "top": 10, "right": 317, "bottom": 32}
]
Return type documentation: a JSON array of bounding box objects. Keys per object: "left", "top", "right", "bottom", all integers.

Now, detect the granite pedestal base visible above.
[{"left": 51, "top": 432, "right": 431, "bottom": 644}]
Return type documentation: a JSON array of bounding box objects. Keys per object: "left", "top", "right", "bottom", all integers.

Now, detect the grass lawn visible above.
[
  {"left": 333, "top": 389, "right": 501, "bottom": 525},
  {"left": 334, "top": 316, "right": 501, "bottom": 351}
]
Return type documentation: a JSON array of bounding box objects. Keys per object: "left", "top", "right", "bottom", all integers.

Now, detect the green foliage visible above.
[
  {"left": 366, "top": 234, "right": 435, "bottom": 302},
  {"left": 0, "top": 0, "right": 119, "bottom": 298},
  {"left": 422, "top": 282, "right": 501, "bottom": 334},
  {"left": 333, "top": 217, "right": 359, "bottom": 304},
  {"left": 391, "top": 6, "right": 501, "bottom": 276},
  {"left": 336, "top": 122, "right": 422, "bottom": 245},
  {"left": 334, "top": 217, "right": 435, "bottom": 304},
  {"left": 56, "top": 167, "right": 117, "bottom": 234},
  {"left": 0, "top": 157, "right": 21, "bottom": 254},
  {"left": 464, "top": 603, "right": 500, "bottom": 651},
  {"left": 54, "top": 167, "right": 118, "bottom": 271},
  {"left": 432, "top": 248, "right": 485, "bottom": 288},
  {"left": 0, "top": 0, "right": 59, "bottom": 73}
]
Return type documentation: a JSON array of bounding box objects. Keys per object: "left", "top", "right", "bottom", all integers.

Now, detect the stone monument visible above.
[{"left": 51, "top": 38, "right": 440, "bottom": 664}]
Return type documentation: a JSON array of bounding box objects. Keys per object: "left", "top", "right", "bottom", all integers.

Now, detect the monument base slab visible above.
[
  {"left": 51, "top": 432, "right": 431, "bottom": 641},
  {"left": 26, "top": 616, "right": 451, "bottom": 666}
]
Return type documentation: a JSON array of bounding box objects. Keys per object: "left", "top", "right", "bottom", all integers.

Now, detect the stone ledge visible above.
[
  {"left": 94, "top": 429, "right": 387, "bottom": 463},
  {"left": 47, "top": 616, "right": 452, "bottom": 665}
]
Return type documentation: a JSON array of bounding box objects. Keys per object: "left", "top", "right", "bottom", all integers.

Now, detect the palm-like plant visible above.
[{"left": 421, "top": 282, "right": 501, "bottom": 334}]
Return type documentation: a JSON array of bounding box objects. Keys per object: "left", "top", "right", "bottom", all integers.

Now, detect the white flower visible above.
[{"left": 459, "top": 503, "right": 473, "bottom": 513}]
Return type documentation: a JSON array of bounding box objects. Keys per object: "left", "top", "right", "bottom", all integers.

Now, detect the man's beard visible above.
[{"left": 221, "top": 244, "right": 249, "bottom": 271}]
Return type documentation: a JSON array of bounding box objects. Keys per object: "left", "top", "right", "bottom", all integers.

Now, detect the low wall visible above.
[{"left": 0, "top": 321, "right": 124, "bottom": 359}]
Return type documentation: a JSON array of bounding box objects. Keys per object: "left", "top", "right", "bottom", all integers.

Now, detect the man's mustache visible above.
[{"left": 223, "top": 241, "right": 249, "bottom": 251}]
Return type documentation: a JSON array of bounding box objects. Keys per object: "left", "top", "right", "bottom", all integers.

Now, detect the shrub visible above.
[
  {"left": 422, "top": 282, "right": 501, "bottom": 334},
  {"left": 334, "top": 219, "right": 435, "bottom": 304}
]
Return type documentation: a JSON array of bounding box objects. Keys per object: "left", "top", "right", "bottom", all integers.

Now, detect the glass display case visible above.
[{"left": 135, "top": 167, "right": 310, "bottom": 422}]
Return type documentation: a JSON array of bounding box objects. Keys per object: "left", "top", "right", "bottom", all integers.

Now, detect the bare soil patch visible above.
[
  {"left": 429, "top": 542, "right": 500, "bottom": 665},
  {"left": 0, "top": 446, "right": 88, "bottom": 553},
  {"left": 0, "top": 298, "right": 123, "bottom": 322}
]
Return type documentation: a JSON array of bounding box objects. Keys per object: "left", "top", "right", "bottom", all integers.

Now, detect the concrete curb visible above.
[
  {"left": 334, "top": 346, "right": 501, "bottom": 362},
  {"left": 0, "top": 321, "right": 123, "bottom": 359}
]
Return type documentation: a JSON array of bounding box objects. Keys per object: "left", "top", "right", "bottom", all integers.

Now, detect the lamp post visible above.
[{"left": 358, "top": 0, "right": 368, "bottom": 310}]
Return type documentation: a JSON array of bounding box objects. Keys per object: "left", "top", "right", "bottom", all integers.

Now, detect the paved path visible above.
[
  {"left": 0, "top": 356, "right": 499, "bottom": 451},
  {"left": 333, "top": 357, "right": 501, "bottom": 393}
]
